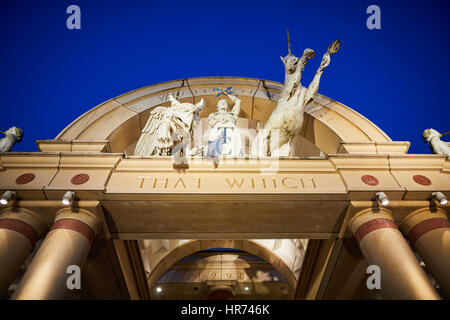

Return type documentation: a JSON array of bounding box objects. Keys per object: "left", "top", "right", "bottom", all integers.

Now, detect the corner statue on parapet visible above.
[
  {"left": 207, "top": 87, "right": 243, "bottom": 157},
  {"left": 423, "top": 128, "right": 450, "bottom": 156},
  {"left": 255, "top": 30, "right": 340, "bottom": 157},
  {"left": 0, "top": 127, "right": 23, "bottom": 152},
  {"left": 134, "top": 95, "right": 204, "bottom": 156}
]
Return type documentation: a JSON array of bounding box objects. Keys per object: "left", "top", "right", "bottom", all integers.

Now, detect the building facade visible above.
[{"left": 0, "top": 77, "right": 449, "bottom": 300}]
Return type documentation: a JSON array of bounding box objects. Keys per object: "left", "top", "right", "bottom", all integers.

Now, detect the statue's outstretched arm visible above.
[{"left": 226, "top": 93, "right": 241, "bottom": 117}]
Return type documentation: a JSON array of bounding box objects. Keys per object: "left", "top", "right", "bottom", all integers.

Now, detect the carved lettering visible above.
[
  {"left": 153, "top": 178, "right": 169, "bottom": 189},
  {"left": 282, "top": 177, "right": 298, "bottom": 189},
  {"left": 226, "top": 178, "right": 245, "bottom": 189},
  {"left": 173, "top": 178, "right": 186, "bottom": 189},
  {"left": 137, "top": 176, "right": 318, "bottom": 191},
  {"left": 299, "top": 178, "right": 305, "bottom": 189}
]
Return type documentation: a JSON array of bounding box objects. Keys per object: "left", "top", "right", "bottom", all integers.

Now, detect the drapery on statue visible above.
[
  {"left": 0, "top": 127, "right": 23, "bottom": 152},
  {"left": 207, "top": 88, "right": 243, "bottom": 157},
  {"left": 423, "top": 128, "right": 450, "bottom": 156},
  {"left": 257, "top": 30, "right": 340, "bottom": 156},
  {"left": 134, "top": 95, "right": 204, "bottom": 156}
]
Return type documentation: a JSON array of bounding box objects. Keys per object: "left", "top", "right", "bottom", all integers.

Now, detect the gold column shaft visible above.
[
  {"left": 349, "top": 207, "right": 440, "bottom": 300},
  {"left": 11, "top": 208, "right": 99, "bottom": 300},
  {"left": 0, "top": 208, "right": 46, "bottom": 297},
  {"left": 400, "top": 207, "right": 450, "bottom": 298}
]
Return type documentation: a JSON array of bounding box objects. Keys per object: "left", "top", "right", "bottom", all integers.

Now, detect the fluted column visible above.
[
  {"left": 349, "top": 207, "right": 440, "bottom": 300},
  {"left": 0, "top": 207, "right": 47, "bottom": 297},
  {"left": 399, "top": 207, "right": 450, "bottom": 298},
  {"left": 11, "top": 207, "right": 100, "bottom": 300}
]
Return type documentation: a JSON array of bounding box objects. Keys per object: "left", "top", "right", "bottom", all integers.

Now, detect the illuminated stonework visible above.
[{"left": 0, "top": 77, "right": 449, "bottom": 300}]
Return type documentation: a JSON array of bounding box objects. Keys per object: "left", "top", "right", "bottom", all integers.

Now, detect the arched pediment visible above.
[{"left": 55, "top": 77, "right": 408, "bottom": 155}]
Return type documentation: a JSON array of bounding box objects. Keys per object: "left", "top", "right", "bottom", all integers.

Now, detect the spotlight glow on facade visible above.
[
  {"left": 0, "top": 191, "right": 16, "bottom": 205},
  {"left": 62, "top": 191, "right": 76, "bottom": 205},
  {"left": 376, "top": 192, "right": 389, "bottom": 206}
]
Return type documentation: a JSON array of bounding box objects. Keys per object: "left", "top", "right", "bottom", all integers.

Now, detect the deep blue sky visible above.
[{"left": 0, "top": 0, "right": 449, "bottom": 154}]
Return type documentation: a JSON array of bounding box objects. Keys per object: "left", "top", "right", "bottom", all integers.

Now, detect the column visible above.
[
  {"left": 399, "top": 207, "right": 450, "bottom": 298},
  {"left": 11, "top": 207, "right": 100, "bottom": 300},
  {"left": 348, "top": 207, "right": 440, "bottom": 299},
  {"left": 0, "top": 207, "right": 47, "bottom": 297}
]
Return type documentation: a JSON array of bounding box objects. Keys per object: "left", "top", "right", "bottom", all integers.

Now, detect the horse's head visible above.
[
  {"left": 281, "top": 29, "right": 315, "bottom": 74},
  {"left": 280, "top": 54, "right": 299, "bottom": 74},
  {"left": 280, "top": 48, "right": 316, "bottom": 74}
]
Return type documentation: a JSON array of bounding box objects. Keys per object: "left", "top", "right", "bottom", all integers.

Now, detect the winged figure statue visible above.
[{"left": 134, "top": 95, "right": 204, "bottom": 156}]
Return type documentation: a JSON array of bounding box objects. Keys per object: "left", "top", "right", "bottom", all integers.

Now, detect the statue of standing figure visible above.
[
  {"left": 207, "top": 88, "right": 243, "bottom": 157},
  {"left": 0, "top": 127, "right": 23, "bottom": 152},
  {"left": 256, "top": 30, "right": 340, "bottom": 156},
  {"left": 423, "top": 128, "right": 450, "bottom": 156}
]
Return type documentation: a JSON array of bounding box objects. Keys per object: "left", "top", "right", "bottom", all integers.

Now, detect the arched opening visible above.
[{"left": 141, "top": 240, "right": 300, "bottom": 299}]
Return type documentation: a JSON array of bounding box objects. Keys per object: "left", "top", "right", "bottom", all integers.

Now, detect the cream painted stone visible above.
[
  {"left": 57, "top": 100, "right": 123, "bottom": 140},
  {"left": 0, "top": 169, "right": 58, "bottom": 190},
  {"left": 45, "top": 169, "right": 112, "bottom": 192},
  {"left": 77, "top": 105, "right": 139, "bottom": 141}
]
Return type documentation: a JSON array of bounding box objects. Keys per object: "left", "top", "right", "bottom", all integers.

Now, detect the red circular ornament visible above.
[
  {"left": 413, "top": 175, "right": 431, "bottom": 186},
  {"left": 15, "top": 173, "right": 36, "bottom": 185},
  {"left": 71, "top": 174, "right": 90, "bottom": 185},
  {"left": 361, "top": 175, "right": 379, "bottom": 186}
]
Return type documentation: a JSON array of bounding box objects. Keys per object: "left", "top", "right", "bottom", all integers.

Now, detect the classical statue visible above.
[
  {"left": 257, "top": 30, "right": 340, "bottom": 156},
  {"left": 423, "top": 128, "right": 450, "bottom": 156},
  {"left": 134, "top": 95, "right": 204, "bottom": 156},
  {"left": 207, "top": 88, "right": 242, "bottom": 157},
  {"left": 0, "top": 127, "right": 23, "bottom": 152}
]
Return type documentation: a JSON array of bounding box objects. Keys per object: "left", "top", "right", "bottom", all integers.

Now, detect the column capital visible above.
[
  {"left": 399, "top": 207, "right": 449, "bottom": 245},
  {"left": 52, "top": 207, "right": 101, "bottom": 245},
  {"left": 399, "top": 207, "right": 448, "bottom": 234},
  {"left": 348, "top": 207, "right": 394, "bottom": 236},
  {"left": 0, "top": 207, "right": 48, "bottom": 242},
  {"left": 54, "top": 207, "right": 100, "bottom": 233}
]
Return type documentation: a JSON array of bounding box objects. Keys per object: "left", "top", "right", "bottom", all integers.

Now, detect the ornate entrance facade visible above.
[{"left": 0, "top": 77, "right": 449, "bottom": 299}]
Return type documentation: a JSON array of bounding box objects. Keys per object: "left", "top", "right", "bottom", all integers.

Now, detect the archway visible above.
[{"left": 143, "top": 239, "right": 300, "bottom": 294}]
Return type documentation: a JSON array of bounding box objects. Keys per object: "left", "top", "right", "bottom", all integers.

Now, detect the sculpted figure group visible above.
[
  {"left": 134, "top": 30, "right": 340, "bottom": 158},
  {"left": 1, "top": 32, "right": 447, "bottom": 158},
  {"left": 134, "top": 31, "right": 448, "bottom": 159}
]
